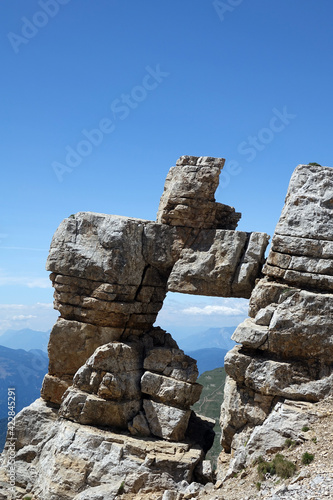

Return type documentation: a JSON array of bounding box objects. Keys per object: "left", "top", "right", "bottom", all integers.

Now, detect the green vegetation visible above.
[
  {"left": 302, "top": 452, "right": 314, "bottom": 465},
  {"left": 192, "top": 367, "right": 226, "bottom": 467},
  {"left": 117, "top": 481, "right": 125, "bottom": 494},
  {"left": 311, "top": 436, "right": 317, "bottom": 444},
  {"left": 257, "top": 456, "right": 275, "bottom": 479},
  {"left": 274, "top": 454, "right": 296, "bottom": 479},
  {"left": 301, "top": 425, "right": 310, "bottom": 432},
  {"left": 257, "top": 454, "right": 296, "bottom": 481},
  {"left": 308, "top": 162, "right": 322, "bottom": 166},
  {"left": 284, "top": 438, "right": 296, "bottom": 449},
  {"left": 255, "top": 481, "right": 261, "bottom": 491},
  {"left": 23, "top": 496, "right": 32, "bottom": 500}
]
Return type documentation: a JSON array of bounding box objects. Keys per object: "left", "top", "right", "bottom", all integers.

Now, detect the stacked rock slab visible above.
[
  {"left": 1, "top": 155, "right": 270, "bottom": 499},
  {"left": 156, "top": 155, "right": 241, "bottom": 229},
  {"left": 219, "top": 164, "right": 333, "bottom": 476}
]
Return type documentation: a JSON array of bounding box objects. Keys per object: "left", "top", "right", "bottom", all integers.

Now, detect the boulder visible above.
[
  {"left": 156, "top": 156, "right": 241, "bottom": 229},
  {"left": 143, "top": 399, "right": 192, "bottom": 441},
  {"left": 141, "top": 371, "right": 202, "bottom": 408}
]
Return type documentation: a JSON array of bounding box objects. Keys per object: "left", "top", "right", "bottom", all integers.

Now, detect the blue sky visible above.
[{"left": 0, "top": 0, "right": 332, "bottom": 337}]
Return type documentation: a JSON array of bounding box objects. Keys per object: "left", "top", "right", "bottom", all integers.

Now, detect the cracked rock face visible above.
[
  {"left": 219, "top": 164, "right": 333, "bottom": 478},
  {"left": 168, "top": 229, "right": 268, "bottom": 298}
]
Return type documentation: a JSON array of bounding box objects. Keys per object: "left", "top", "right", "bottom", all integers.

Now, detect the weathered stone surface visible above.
[
  {"left": 73, "top": 484, "right": 120, "bottom": 500},
  {"left": 128, "top": 411, "right": 151, "bottom": 437},
  {"left": 141, "top": 371, "right": 202, "bottom": 408},
  {"left": 156, "top": 156, "right": 241, "bottom": 229},
  {"left": 47, "top": 318, "right": 124, "bottom": 377},
  {"left": 224, "top": 345, "right": 333, "bottom": 402},
  {"left": 234, "top": 289, "right": 333, "bottom": 359},
  {"left": 47, "top": 213, "right": 147, "bottom": 283},
  {"left": 220, "top": 376, "right": 273, "bottom": 453},
  {"left": 194, "top": 460, "right": 214, "bottom": 485},
  {"left": 167, "top": 230, "right": 246, "bottom": 296},
  {"left": 143, "top": 399, "right": 191, "bottom": 441},
  {"left": 264, "top": 260, "right": 333, "bottom": 292},
  {"left": 231, "top": 231, "right": 270, "bottom": 297},
  {"left": 231, "top": 318, "right": 268, "bottom": 349},
  {"left": 248, "top": 277, "right": 291, "bottom": 318},
  {"left": 225, "top": 400, "right": 318, "bottom": 475},
  {"left": 46, "top": 214, "right": 174, "bottom": 332},
  {"left": 273, "top": 164, "right": 333, "bottom": 241},
  {"left": 143, "top": 347, "right": 199, "bottom": 383},
  {"left": 141, "top": 326, "right": 179, "bottom": 350},
  {"left": 59, "top": 342, "right": 143, "bottom": 428},
  {"left": 0, "top": 399, "right": 203, "bottom": 499},
  {"left": 84, "top": 341, "right": 143, "bottom": 373},
  {"left": 267, "top": 290, "right": 333, "bottom": 361},
  {"left": 168, "top": 230, "right": 268, "bottom": 298},
  {"left": 41, "top": 374, "right": 72, "bottom": 405},
  {"left": 271, "top": 233, "right": 333, "bottom": 259},
  {"left": 263, "top": 165, "right": 333, "bottom": 291},
  {"left": 59, "top": 387, "right": 141, "bottom": 428}
]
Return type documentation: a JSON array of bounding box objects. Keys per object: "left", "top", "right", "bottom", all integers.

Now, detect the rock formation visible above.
[
  {"left": 219, "top": 164, "right": 333, "bottom": 479},
  {"left": 41, "top": 155, "right": 268, "bottom": 444},
  {"left": 0, "top": 155, "right": 270, "bottom": 499},
  {"left": 2, "top": 160, "right": 332, "bottom": 500},
  {"left": 5, "top": 157, "right": 331, "bottom": 499}
]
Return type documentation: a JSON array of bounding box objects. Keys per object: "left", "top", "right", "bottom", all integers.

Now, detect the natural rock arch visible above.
[{"left": 41, "top": 155, "right": 268, "bottom": 442}]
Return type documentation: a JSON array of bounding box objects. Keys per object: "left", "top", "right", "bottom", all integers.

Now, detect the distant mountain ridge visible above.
[
  {"left": 187, "top": 347, "right": 228, "bottom": 375},
  {"left": 0, "top": 328, "right": 50, "bottom": 352},
  {"left": 0, "top": 345, "right": 48, "bottom": 451},
  {"left": 177, "top": 326, "right": 236, "bottom": 352},
  {"left": 0, "top": 346, "right": 48, "bottom": 418}
]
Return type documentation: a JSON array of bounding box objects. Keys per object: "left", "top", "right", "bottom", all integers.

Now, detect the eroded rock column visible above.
[{"left": 219, "top": 164, "right": 333, "bottom": 476}]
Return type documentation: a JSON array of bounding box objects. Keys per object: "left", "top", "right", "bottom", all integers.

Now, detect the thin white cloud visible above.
[
  {"left": 0, "top": 276, "right": 51, "bottom": 289},
  {"left": 0, "top": 303, "right": 58, "bottom": 334},
  {"left": 156, "top": 292, "right": 250, "bottom": 332},
  {"left": 182, "top": 304, "right": 248, "bottom": 316},
  {"left": 26, "top": 278, "right": 51, "bottom": 289},
  {"left": 0, "top": 304, "right": 26, "bottom": 310},
  {"left": 12, "top": 314, "right": 37, "bottom": 320}
]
